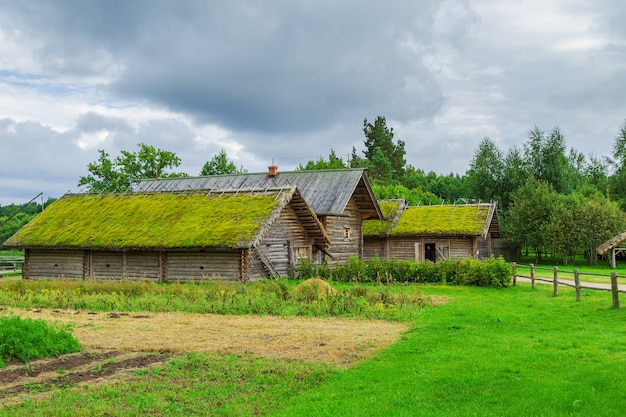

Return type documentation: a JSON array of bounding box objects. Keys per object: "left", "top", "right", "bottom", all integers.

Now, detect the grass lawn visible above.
[
  {"left": 273, "top": 284, "right": 626, "bottom": 417},
  {"left": 2, "top": 282, "right": 625, "bottom": 416}
]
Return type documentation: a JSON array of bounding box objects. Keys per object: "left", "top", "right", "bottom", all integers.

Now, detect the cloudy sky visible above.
[{"left": 1, "top": 0, "right": 625, "bottom": 205}]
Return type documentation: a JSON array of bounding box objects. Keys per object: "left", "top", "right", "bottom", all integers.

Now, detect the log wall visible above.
[
  {"left": 377, "top": 236, "right": 476, "bottom": 262},
  {"left": 363, "top": 237, "right": 386, "bottom": 260},
  {"left": 167, "top": 251, "right": 241, "bottom": 282},
  {"left": 27, "top": 249, "right": 84, "bottom": 280},
  {"left": 324, "top": 198, "right": 363, "bottom": 263}
]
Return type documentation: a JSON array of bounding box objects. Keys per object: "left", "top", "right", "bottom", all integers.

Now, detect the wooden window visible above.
[{"left": 343, "top": 227, "right": 351, "bottom": 240}]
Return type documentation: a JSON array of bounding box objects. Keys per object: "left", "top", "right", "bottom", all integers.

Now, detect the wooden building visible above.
[
  {"left": 135, "top": 167, "right": 382, "bottom": 263},
  {"left": 597, "top": 231, "right": 626, "bottom": 269},
  {"left": 363, "top": 201, "right": 501, "bottom": 262},
  {"left": 3, "top": 186, "right": 329, "bottom": 281}
]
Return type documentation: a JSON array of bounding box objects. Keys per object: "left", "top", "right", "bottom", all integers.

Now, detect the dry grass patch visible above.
[{"left": 7, "top": 308, "right": 409, "bottom": 367}]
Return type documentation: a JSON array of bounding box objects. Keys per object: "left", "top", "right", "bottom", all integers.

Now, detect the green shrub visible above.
[
  {"left": 290, "top": 256, "right": 512, "bottom": 287},
  {"left": 0, "top": 315, "right": 82, "bottom": 367}
]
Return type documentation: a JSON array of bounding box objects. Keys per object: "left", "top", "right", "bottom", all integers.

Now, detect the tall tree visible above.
[
  {"left": 362, "top": 116, "right": 406, "bottom": 181},
  {"left": 78, "top": 143, "right": 186, "bottom": 192},
  {"left": 608, "top": 120, "right": 626, "bottom": 207},
  {"left": 500, "top": 146, "right": 529, "bottom": 213},
  {"left": 523, "top": 126, "right": 573, "bottom": 194},
  {"left": 200, "top": 149, "right": 246, "bottom": 176},
  {"left": 466, "top": 137, "right": 504, "bottom": 203},
  {"left": 576, "top": 195, "right": 625, "bottom": 265},
  {"left": 505, "top": 178, "right": 557, "bottom": 263}
]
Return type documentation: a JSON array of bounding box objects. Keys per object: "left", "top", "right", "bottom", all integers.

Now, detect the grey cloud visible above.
[{"left": 0, "top": 1, "right": 449, "bottom": 134}]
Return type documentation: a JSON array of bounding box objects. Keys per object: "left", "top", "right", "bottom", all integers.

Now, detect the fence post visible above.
[
  {"left": 611, "top": 272, "right": 620, "bottom": 309},
  {"left": 553, "top": 266, "right": 559, "bottom": 297},
  {"left": 512, "top": 262, "right": 517, "bottom": 286},
  {"left": 530, "top": 264, "right": 535, "bottom": 289},
  {"left": 574, "top": 269, "right": 581, "bottom": 301}
]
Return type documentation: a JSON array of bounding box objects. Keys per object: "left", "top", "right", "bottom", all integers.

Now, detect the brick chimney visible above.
[{"left": 268, "top": 159, "right": 278, "bottom": 177}]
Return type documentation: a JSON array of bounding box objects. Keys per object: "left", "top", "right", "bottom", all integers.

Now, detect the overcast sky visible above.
[{"left": 1, "top": 0, "right": 625, "bottom": 205}]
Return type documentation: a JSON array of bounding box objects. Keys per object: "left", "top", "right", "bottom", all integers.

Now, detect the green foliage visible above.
[
  {"left": 466, "top": 137, "right": 504, "bottom": 202},
  {"left": 0, "top": 278, "right": 429, "bottom": 321},
  {"left": 507, "top": 178, "right": 625, "bottom": 265},
  {"left": 292, "top": 255, "right": 512, "bottom": 288},
  {"left": 371, "top": 184, "right": 441, "bottom": 206},
  {"left": 4, "top": 192, "right": 279, "bottom": 249},
  {"left": 357, "top": 116, "right": 406, "bottom": 182},
  {"left": 200, "top": 149, "right": 246, "bottom": 175},
  {"left": 296, "top": 149, "right": 347, "bottom": 170},
  {"left": 505, "top": 177, "right": 557, "bottom": 262},
  {"left": 77, "top": 143, "right": 187, "bottom": 192},
  {"left": 0, "top": 315, "right": 82, "bottom": 366}
]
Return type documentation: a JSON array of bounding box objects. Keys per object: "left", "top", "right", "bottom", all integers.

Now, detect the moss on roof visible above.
[
  {"left": 363, "top": 200, "right": 402, "bottom": 236},
  {"left": 390, "top": 205, "right": 491, "bottom": 237},
  {"left": 4, "top": 192, "right": 280, "bottom": 249}
]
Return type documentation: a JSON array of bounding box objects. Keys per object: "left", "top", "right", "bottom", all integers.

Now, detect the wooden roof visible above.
[
  {"left": 135, "top": 169, "right": 383, "bottom": 220},
  {"left": 364, "top": 203, "right": 499, "bottom": 238},
  {"left": 597, "top": 231, "right": 626, "bottom": 255},
  {"left": 3, "top": 187, "right": 329, "bottom": 250}
]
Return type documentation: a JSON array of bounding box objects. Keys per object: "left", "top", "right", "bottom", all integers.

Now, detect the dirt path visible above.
[{"left": 516, "top": 276, "right": 626, "bottom": 292}]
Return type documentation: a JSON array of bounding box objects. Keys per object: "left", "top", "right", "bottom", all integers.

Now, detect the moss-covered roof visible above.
[
  {"left": 3, "top": 191, "right": 284, "bottom": 250},
  {"left": 390, "top": 204, "right": 494, "bottom": 237},
  {"left": 363, "top": 200, "right": 403, "bottom": 237}
]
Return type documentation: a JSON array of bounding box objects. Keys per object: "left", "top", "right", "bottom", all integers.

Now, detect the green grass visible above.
[
  {"left": 0, "top": 315, "right": 81, "bottom": 367},
  {"left": 0, "top": 279, "right": 428, "bottom": 321},
  {"left": 273, "top": 284, "right": 626, "bottom": 417},
  {"left": 1, "top": 353, "right": 335, "bottom": 417},
  {"left": 2, "top": 283, "right": 626, "bottom": 416}
]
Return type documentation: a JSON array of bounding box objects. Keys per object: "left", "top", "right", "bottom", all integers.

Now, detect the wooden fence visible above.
[
  {"left": 0, "top": 257, "right": 23, "bottom": 275},
  {"left": 512, "top": 263, "right": 624, "bottom": 309}
]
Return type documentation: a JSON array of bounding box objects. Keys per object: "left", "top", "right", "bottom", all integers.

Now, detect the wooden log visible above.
[
  {"left": 574, "top": 269, "right": 581, "bottom": 301},
  {"left": 512, "top": 262, "right": 517, "bottom": 286},
  {"left": 530, "top": 264, "right": 535, "bottom": 289},
  {"left": 553, "top": 266, "right": 559, "bottom": 297},
  {"left": 611, "top": 272, "right": 620, "bottom": 309}
]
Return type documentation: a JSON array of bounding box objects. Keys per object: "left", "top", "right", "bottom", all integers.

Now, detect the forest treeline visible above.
[{"left": 3, "top": 116, "right": 626, "bottom": 265}]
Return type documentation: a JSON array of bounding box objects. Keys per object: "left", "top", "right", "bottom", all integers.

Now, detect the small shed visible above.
[
  {"left": 363, "top": 202, "right": 501, "bottom": 262},
  {"left": 597, "top": 232, "right": 626, "bottom": 269},
  {"left": 3, "top": 186, "right": 329, "bottom": 281}
]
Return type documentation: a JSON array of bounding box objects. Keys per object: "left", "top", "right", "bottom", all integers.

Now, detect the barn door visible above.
[{"left": 436, "top": 245, "right": 449, "bottom": 261}]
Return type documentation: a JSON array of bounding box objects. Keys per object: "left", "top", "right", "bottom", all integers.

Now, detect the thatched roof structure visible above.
[
  {"left": 363, "top": 200, "right": 406, "bottom": 237},
  {"left": 3, "top": 186, "right": 329, "bottom": 250},
  {"left": 597, "top": 231, "right": 626, "bottom": 256},
  {"left": 364, "top": 202, "right": 499, "bottom": 238}
]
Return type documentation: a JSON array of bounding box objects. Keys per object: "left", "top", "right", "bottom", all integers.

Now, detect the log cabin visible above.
[
  {"left": 135, "top": 167, "right": 382, "bottom": 264},
  {"left": 3, "top": 186, "right": 330, "bottom": 281},
  {"left": 363, "top": 201, "right": 501, "bottom": 262}
]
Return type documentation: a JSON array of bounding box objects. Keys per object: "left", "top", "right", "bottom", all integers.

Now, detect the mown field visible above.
[{"left": 0, "top": 279, "right": 625, "bottom": 416}]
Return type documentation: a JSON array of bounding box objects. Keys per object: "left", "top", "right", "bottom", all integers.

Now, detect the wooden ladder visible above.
[{"left": 254, "top": 246, "right": 280, "bottom": 279}]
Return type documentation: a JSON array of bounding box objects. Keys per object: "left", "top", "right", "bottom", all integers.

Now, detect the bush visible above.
[
  {"left": 0, "top": 315, "right": 82, "bottom": 367},
  {"left": 292, "top": 256, "right": 512, "bottom": 288}
]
